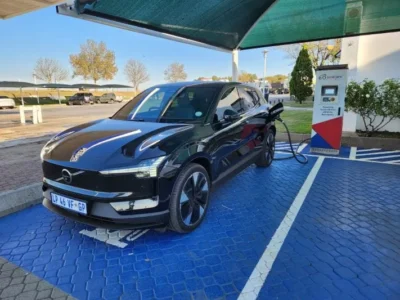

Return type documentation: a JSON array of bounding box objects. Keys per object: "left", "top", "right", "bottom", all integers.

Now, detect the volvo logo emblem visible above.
[{"left": 61, "top": 169, "right": 72, "bottom": 184}]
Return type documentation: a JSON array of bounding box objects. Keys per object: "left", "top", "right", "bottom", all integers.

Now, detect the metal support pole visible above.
[
  {"left": 20, "top": 88, "right": 24, "bottom": 106},
  {"left": 232, "top": 50, "right": 239, "bottom": 82},
  {"left": 33, "top": 74, "right": 40, "bottom": 104}
]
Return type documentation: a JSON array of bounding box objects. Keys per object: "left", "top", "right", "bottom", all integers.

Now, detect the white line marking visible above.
[
  {"left": 305, "top": 153, "right": 400, "bottom": 166},
  {"left": 275, "top": 142, "right": 286, "bottom": 144},
  {"left": 349, "top": 147, "right": 357, "bottom": 160},
  {"left": 359, "top": 154, "right": 400, "bottom": 161},
  {"left": 356, "top": 148, "right": 381, "bottom": 153},
  {"left": 356, "top": 150, "right": 400, "bottom": 157},
  {"left": 390, "top": 160, "right": 400, "bottom": 164},
  {"left": 297, "top": 143, "right": 308, "bottom": 153},
  {"left": 126, "top": 229, "right": 149, "bottom": 241},
  {"left": 238, "top": 157, "right": 325, "bottom": 300},
  {"left": 79, "top": 228, "right": 148, "bottom": 248}
]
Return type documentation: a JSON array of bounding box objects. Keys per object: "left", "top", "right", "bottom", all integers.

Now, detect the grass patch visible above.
[
  {"left": 275, "top": 110, "right": 312, "bottom": 134},
  {"left": 284, "top": 101, "right": 313, "bottom": 108},
  {"left": 13, "top": 97, "right": 67, "bottom": 105}
]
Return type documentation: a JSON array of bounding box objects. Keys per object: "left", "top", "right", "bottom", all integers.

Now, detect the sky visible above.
[{"left": 0, "top": 6, "right": 294, "bottom": 89}]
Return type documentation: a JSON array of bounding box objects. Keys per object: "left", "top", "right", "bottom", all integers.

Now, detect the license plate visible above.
[{"left": 51, "top": 193, "right": 87, "bottom": 215}]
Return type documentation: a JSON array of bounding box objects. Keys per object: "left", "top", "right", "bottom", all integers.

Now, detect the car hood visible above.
[{"left": 43, "top": 119, "right": 192, "bottom": 170}]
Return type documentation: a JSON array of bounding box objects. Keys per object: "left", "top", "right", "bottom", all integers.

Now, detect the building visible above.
[{"left": 340, "top": 32, "right": 400, "bottom": 133}]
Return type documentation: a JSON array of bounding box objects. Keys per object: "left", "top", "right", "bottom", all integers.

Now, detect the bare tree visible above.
[
  {"left": 124, "top": 60, "right": 150, "bottom": 92},
  {"left": 164, "top": 63, "right": 187, "bottom": 82},
  {"left": 33, "top": 58, "right": 69, "bottom": 83},
  {"left": 278, "top": 39, "right": 342, "bottom": 69}
]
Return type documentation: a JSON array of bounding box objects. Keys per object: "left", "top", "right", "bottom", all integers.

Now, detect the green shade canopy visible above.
[
  {"left": 0, "top": 81, "right": 37, "bottom": 88},
  {"left": 70, "top": 0, "right": 400, "bottom": 50}
]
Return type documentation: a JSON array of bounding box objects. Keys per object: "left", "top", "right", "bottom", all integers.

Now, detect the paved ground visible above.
[
  {"left": 0, "top": 142, "right": 44, "bottom": 192},
  {"left": 0, "top": 148, "right": 399, "bottom": 299},
  {"left": 0, "top": 257, "right": 75, "bottom": 300},
  {"left": 0, "top": 103, "right": 125, "bottom": 142}
]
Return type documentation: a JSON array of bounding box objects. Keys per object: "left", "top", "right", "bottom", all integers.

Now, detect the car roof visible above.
[{"left": 152, "top": 81, "right": 257, "bottom": 89}]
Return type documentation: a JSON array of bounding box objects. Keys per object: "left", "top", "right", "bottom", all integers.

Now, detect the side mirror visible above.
[{"left": 223, "top": 111, "right": 240, "bottom": 122}]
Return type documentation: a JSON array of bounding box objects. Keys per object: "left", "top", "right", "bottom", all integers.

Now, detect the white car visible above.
[{"left": 0, "top": 96, "right": 16, "bottom": 109}]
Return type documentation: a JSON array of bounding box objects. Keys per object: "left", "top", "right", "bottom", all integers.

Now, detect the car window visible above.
[
  {"left": 112, "top": 87, "right": 178, "bottom": 121},
  {"left": 161, "top": 87, "right": 217, "bottom": 122},
  {"left": 237, "top": 87, "right": 257, "bottom": 110},
  {"left": 214, "top": 87, "right": 243, "bottom": 121}
]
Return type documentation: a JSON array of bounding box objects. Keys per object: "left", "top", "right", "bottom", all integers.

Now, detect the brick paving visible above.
[
  {"left": 0, "top": 142, "right": 44, "bottom": 193},
  {"left": 0, "top": 257, "right": 75, "bottom": 300}
]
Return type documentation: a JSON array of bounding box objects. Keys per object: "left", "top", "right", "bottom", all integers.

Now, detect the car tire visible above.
[
  {"left": 168, "top": 163, "right": 211, "bottom": 233},
  {"left": 255, "top": 129, "right": 275, "bottom": 168}
]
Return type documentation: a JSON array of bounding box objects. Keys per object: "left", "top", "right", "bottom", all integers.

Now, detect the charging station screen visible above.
[{"left": 322, "top": 86, "right": 338, "bottom": 96}]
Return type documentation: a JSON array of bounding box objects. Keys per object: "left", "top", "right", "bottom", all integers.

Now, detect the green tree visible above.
[
  {"left": 239, "top": 71, "right": 257, "bottom": 82},
  {"left": 289, "top": 47, "right": 313, "bottom": 104},
  {"left": 212, "top": 75, "right": 219, "bottom": 81},
  {"left": 265, "top": 74, "right": 288, "bottom": 83},
  {"left": 70, "top": 40, "right": 118, "bottom": 84}
]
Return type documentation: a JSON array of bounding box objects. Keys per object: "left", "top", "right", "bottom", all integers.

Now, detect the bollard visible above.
[
  {"left": 36, "top": 106, "right": 43, "bottom": 123},
  {"left": 32, "top": 107, "right": 38, "bottom": 124},
  {"left": 19, "top": 106, "right": 26, "bottom": 124}
]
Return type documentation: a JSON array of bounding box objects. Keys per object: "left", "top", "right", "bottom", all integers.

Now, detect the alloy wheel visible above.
[
  {"left": 179, "top": 172, "right": 209, "bottom": 226},
  {"left": 265, "top": 132, "right": 275, "bottom": 164}
]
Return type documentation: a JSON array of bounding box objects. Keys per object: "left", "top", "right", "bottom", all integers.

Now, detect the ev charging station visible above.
[{"left": 310, "top": 65, "right": 348, "bottom": 155}]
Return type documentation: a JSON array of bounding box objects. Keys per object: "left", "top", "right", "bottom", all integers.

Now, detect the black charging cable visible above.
[{"left": 273, "top": 117, "right": 309, "bottom": 164}]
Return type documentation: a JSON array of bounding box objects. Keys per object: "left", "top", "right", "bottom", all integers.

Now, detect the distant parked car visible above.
[
  {"left": 67, "top": 93, "right": 94, "bottom": 105},
  {"left": 50, "top": 95, "right": 66, "bottom": 101},
  {"left": 99, "top": 93, "right": 117, "bottom": 104},
  {"left": 0, "top": 96, "right": 16, "bottom": 109}
]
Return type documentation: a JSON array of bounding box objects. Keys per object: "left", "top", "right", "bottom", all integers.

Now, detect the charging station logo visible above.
[{"left": 319, "top": 74, "right": 343, "bottom": 80}]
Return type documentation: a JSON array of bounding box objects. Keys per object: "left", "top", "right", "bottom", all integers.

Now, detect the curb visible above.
[
  {"left": 0, "top": 135, "right": 51, "bottom": 149},
  {"left": 0, "top": 183, "right": 42, "bottom": 217},
  {"left": 276, "top": 132, "right": 400, "bottom": 150}
]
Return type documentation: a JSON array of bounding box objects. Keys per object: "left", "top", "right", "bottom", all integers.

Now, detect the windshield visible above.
[{"left": 112, "top": 86, "right": 218, "bottom": 123}]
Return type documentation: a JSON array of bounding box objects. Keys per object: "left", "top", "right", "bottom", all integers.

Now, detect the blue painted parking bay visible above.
[{"left": 0, "top": 155, "right": 399, "bottom": 299}]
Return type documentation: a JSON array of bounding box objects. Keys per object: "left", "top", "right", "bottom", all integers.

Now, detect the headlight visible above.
[
  {"left": 99, "top": 156, "right": 166, "bottom": 177},
  {"left": 40, "top": 143, "right": 56, "bottom": 162}
]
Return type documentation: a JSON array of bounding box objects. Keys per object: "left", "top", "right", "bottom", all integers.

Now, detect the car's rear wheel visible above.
[
  {"left": 255, "top": 129, "right": 275, "bottom": 168},
  {"left": 169, "top": 163, "right": 210, "bottom": 233}
]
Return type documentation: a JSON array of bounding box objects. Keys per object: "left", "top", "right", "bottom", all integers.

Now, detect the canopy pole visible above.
[
  {"left": 232, "top": 50, "right": 239, "bottom": 82},
  {"left": 20, "top": 88, "right": 24, "bottom": 106}
]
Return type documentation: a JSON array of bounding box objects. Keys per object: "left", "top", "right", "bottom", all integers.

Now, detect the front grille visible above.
[{"left": 42, "top": 161, "right": 156, "bottom": 198}]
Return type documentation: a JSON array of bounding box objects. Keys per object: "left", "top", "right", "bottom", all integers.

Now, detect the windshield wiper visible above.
[{"left": 130, "top": 118, "right": 145, "bottom": 122}]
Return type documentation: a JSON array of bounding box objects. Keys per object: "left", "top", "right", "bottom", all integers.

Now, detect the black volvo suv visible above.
[{"left": 41, "top": 82, "right": 279, "bottom": 233}]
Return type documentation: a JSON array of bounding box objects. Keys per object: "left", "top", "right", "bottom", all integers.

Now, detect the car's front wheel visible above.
[
  {"left": 255, "top": 129, "right": 275, "bottom": 167},
  {"left": 169, "top": 163, "right": 210, "bottom": 233}
]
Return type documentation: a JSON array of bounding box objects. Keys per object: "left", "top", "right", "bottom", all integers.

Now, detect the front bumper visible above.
[{"left": 43, "top": 188, "right": 169, "bottom": 230}]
